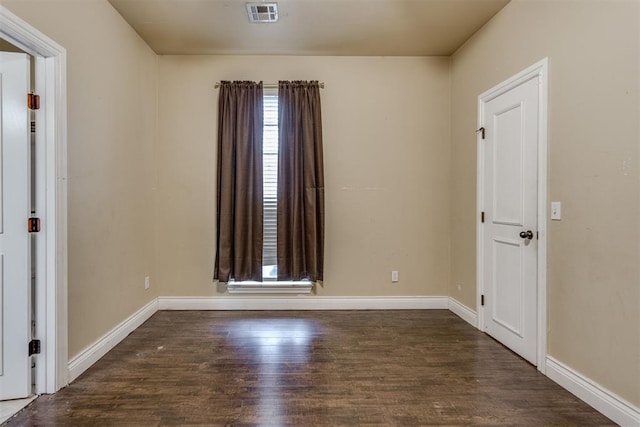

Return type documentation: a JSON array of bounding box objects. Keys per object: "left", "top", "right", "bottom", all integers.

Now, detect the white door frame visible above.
[
  {"left": 476, "top": 58, "right": 548, "bottom": 373},
  {"left": 0, "top": 6, "right": 68, "bottom": 393}
]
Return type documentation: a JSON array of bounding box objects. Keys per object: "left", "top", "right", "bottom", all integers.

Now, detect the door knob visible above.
[{"left": 519, "top": 230, "right": 534, "bottom": 240}]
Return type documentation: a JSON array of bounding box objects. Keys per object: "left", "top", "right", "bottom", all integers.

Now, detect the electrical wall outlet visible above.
[
  {"left": 391, "top": 271, "right": 399, "bottom": 283},
  {"left": 144, "top": 276, "right": 150, "bottom": 290},
  {"left": 457, "top": 283, "right": 462, "bottom": 291}
]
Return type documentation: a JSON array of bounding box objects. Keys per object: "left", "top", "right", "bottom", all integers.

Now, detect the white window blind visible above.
[{"left": 262, "top": 88, "right": 278, "bottom": 280}]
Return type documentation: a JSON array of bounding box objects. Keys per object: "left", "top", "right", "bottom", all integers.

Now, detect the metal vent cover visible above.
[{"left": 246, "top": 3, "right": 278, "bottom": 23}]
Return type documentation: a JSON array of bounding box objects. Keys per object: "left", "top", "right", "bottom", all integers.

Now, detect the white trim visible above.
[
  {"left": 546, "top": 356, "right": 640, "bottom": 426},
  {"left": 67, "top": 299, "right": 158, "bottom": 383},
  {"left": 476, "top": 81, "right": 486, "bottom": 332},
  {"left": 447, "top": 297, "right": 477, "bottom": 327},
  {"left": 227, "top": 281, "right": 313, "bottom": 294},
  {"left": 476, "top": 58, "right": 549, "bottom": 372},
  {"left": 158, "top": 296, "right": 449, "bottom": 311},
  {"left": 0, "top": 5, "right": 68, "bottom": 394},
  {"left": 535, "top": 59, "right": 549, "bottom": 374}
]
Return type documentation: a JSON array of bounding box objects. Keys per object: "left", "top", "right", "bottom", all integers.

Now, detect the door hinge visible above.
[
  {"left": 28, "top": 217, "right": 41, "bottom": 233},
  {"left": 481, "top": 211, "right": 485, "bottom": 223},
  {"left": 29, "top": 339, "right": 41, "bottom": 356},
  {"left": 481, "top": 295, "right": 485, "bottom": 306},
  {"left": 31, "top": 121, "right": 36, "bottom": 133},
  {"left": 27, "top": 93, "right": 40, "bottom": 110},
  {"left": 476, "top": 127, "right": 485, "bottom": 140}
]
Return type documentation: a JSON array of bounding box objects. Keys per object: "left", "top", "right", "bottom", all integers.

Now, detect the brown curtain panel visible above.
[
  {"left": 214, "top": 81, "right": 264, "bottom": 283},
  {"left": 277, "top": 81, "right": 325, "bottom": 282}
]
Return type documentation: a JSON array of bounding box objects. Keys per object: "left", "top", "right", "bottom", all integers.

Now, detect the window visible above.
[
  {"left": 227, "top": 87, "right": 311, "bottom": 293},
  {"left": 215, "top": 80, "right": 324, "bottom": 292},
  {"left": 262, "top": 88, "right": 278, "bottom": 280}
]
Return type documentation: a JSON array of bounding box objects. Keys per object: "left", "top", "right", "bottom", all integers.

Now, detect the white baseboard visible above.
[
  {"left": 67, "top": 298, "right": 158, "bottom": 382},
  {"left": 157, "top": 296, "right": 449, "bottom": 311},
  {"left": 546, "top": 356, "right": 640, "bottom": 426},
  {"left": 447, "top": 297, "right": 477, "bottom": 327}
]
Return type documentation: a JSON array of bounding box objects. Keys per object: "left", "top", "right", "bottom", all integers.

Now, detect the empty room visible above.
[{"left": 0, "top": 0, "right": 638, "bottom": 425}]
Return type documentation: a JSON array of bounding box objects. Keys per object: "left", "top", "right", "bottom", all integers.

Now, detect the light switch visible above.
[
  {"left": 551, "top": 201, "right": 561, "bottom": 220},
  {"left": 391, "top": 271, "right": 399, "bottom": 283}
]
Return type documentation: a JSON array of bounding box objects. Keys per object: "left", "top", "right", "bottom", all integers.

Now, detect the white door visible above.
[
  {"left": 480, "top": 74, "right": 539, "bottom": 365},
  {"left": 0, "top": 52, "right": 31, "bottom": 400}
]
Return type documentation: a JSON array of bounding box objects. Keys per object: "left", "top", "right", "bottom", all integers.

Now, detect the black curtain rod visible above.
[{"left": 214, "top": 82, "right": 325, "bottom": 89}]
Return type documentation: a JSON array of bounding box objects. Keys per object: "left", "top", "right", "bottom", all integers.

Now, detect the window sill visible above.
[{"left": 227, "top": 281, "right": 313, "bottom": 294}]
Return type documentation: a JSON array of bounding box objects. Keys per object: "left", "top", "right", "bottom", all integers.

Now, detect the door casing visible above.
[
  {"left": 0, "top": 6, "right": 68, "bottom": 393},
  {"left": 477, "top": 58, "right": 548, "bottom": 373}
]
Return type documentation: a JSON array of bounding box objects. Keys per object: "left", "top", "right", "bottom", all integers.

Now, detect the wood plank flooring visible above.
[{"left": 6, "top": 310, "right": 613, "bottom": 426}]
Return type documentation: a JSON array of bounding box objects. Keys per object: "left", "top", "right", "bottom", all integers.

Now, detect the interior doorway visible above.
[
  {"left": 0, "top": 5, "right": 68, "bottom": 396},
  {"left": 477, "top": 58, "right": 548, "bottom": 372}
]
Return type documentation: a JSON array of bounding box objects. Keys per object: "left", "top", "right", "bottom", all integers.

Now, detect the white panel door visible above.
[
  {"left": 0, "top": 52, "right": 31, "bottom": 400},
  {"left": 482, "top": 75, "right": 538, "bottom": 364}
]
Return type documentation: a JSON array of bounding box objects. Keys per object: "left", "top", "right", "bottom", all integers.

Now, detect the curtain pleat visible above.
[
  {"left": 277, "top": 81, "right": 325, "bottom": 282},
  {"left": 214, "top": 81, "right": 264, "bottom": 283}
]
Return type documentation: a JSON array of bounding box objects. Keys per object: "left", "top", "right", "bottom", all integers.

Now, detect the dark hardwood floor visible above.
[{"left": 7, "top": 310, "right": 613, "bottom": 426}]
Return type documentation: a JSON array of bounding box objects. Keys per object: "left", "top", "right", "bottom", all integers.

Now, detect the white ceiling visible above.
[{"left": 108, "top": 0, "right": 510, "bottom": 56}]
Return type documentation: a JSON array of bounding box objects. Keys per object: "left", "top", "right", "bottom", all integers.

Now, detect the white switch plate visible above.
[
  {"left": 391, "top": 271, "right": 399, "bottom": 283},
  {"left": 551, "top": 201, "right": 561, "bottom": 220},
  {"left": 145, "top": 276, "right": 150, "bottom": 289}
]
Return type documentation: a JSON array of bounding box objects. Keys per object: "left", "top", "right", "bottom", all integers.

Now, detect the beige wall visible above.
[
  {"left": 3, "top": 0, "right": 159, "bottom": 358},
  {"left": 450, "top": 0, "right": 640, "bottom": 406},
  {"left": 157, "top": 56, "right": 451, "bottom": 297}
]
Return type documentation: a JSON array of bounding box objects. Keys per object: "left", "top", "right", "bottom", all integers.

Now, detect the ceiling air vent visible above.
[{"left": 246, "top": 3, "right": 278, "bottom": 23}]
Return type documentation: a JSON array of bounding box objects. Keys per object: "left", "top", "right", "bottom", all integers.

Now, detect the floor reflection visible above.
[
  {"left": 226, "top": 318, "right": 316, "bottom": 361},
  {"left": 225, "top": 318, "right": 319, "bottom": 424}
]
